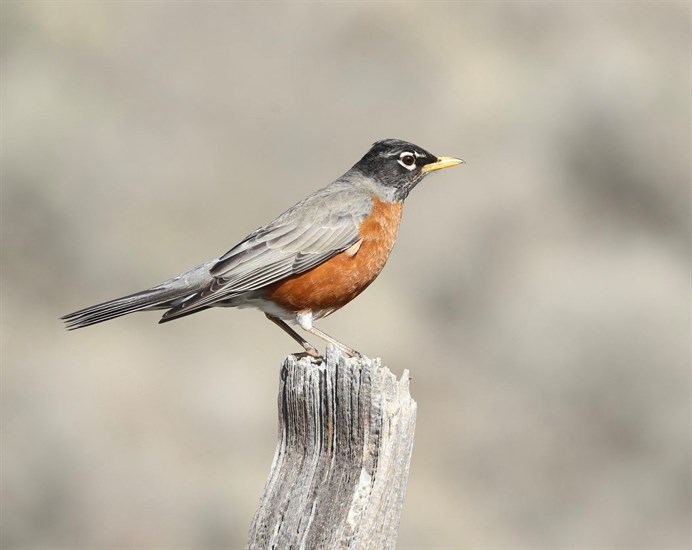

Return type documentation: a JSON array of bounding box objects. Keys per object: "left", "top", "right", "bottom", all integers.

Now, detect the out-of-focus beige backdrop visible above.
[{"left": 1, "top": 2, "right": 689, "bottom": 549}]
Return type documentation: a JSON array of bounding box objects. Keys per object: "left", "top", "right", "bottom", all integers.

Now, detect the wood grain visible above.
[{"left": 248, "top": 345, "right": 416, "bottom": 550}]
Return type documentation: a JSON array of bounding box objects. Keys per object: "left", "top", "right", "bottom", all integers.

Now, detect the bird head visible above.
[{"left": 352, "top": 139, "right": 463, "bottom": 201}]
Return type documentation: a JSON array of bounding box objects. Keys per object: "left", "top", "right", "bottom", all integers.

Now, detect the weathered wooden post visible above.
[{"left": 248, "top": 345, "right": 417, "bottom": 549}]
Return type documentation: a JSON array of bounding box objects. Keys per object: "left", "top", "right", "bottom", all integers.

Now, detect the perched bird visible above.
[{"left": 62, "top": 139, "right": 463, "bottom": 357}]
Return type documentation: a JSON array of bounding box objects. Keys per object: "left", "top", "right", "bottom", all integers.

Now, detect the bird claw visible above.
[{"left": 291, "top": 348, "right": 323, "bottom": 361}]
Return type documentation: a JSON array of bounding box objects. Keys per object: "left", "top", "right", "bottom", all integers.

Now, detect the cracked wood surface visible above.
[{"left": 248, "top": 346, "right": 417, "bottom": 550}]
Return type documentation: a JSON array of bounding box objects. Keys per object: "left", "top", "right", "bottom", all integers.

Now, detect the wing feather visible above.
[{"left": 161, "top": 187, "right": 373, "bottom": 321}]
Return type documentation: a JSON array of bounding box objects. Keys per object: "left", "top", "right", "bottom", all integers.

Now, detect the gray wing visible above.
[{"left": 161, "top": 186, "right": 373, "bottom": 320}]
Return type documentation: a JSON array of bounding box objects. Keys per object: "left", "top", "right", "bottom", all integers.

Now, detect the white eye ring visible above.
[{"left": 398, "top": 152, "right": 416, "bottom": 171}]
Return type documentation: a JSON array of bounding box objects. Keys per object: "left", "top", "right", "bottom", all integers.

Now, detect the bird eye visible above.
[{"left": 398, "top": 152, "right": 416, "bottom": 170}]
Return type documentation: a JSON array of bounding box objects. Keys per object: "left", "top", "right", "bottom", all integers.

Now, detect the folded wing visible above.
[{"left": 160, "top": 188, "right": 372, "bottom": 321}]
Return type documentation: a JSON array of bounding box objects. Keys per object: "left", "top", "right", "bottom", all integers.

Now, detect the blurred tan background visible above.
[{"left": 1, "top": 2, "right": 689, "bottom": 549}]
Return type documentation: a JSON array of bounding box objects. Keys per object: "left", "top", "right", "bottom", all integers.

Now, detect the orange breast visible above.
[{"left": 265, "top": 196, "right": 403, "bottom": 315}]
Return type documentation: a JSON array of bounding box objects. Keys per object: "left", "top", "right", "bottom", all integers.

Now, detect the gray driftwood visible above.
[{"left": 248, "top": 345, "right": 417, "bottom": 550}]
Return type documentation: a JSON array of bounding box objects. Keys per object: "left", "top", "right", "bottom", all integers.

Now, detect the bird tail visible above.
[
  {"left": 61, "top": 286, "right": 193, "bottom": 330},
  {"left": 61, "top": 261, "right": 217, "bottom": 330}
]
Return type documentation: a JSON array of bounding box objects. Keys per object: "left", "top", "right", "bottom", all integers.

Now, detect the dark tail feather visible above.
[
  {"left": 61, "top": 287, "right": 190, "bottom": 330},
  {"left": 157, "top": 304, "right": 212, "bottom": 324}
]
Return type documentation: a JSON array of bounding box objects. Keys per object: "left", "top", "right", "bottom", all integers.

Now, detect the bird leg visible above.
[
  {"left": 265, "top": 313, "right": 361, "bottom": 358},
  {"left": 265, "top": 314, "right": 321, "bottom": 358},
  {"left": 293, "top": 310, "right": 361, "bottom": 357},
  {"left": 305, "top": 325, "right": 361, "bottom": 358}
]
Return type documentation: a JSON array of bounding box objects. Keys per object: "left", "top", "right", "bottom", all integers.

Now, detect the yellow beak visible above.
[{"left": 421, "top": 156, "right": 464, "bottom": 173}]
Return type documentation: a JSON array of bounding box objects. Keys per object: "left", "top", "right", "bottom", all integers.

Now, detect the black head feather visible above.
[{"left": 352, "top": 139, "right": 439, "bottom": 200}]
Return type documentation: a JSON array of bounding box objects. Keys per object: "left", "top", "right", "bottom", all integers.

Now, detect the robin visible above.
[{"left": 62, "top": 139, "right": 463, "bottom": 357}]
